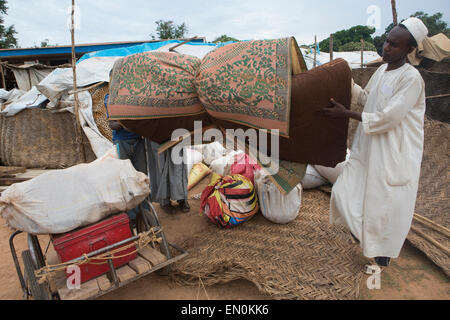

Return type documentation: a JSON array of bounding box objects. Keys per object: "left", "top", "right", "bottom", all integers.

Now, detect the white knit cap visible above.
[{"left": 401, "top": 17, "right": 428, "bottom": 45}]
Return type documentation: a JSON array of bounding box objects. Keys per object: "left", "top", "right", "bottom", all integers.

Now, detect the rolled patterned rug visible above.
[{"left": 107, "top": 37, "right": 351, "bottom": 167}]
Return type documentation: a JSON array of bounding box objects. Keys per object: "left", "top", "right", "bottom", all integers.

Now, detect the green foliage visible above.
[
  {"left": 339, "top": 41, "right": 377, "bottom": 52},
  {"left": 373, "top": 11, "right": 449, "bottom": 55},
  {"left": 410, "top": 11, "right": 450, "bottom": 38},
  {"left": 0, "top": 0, "right": 17, "bottom": 49},
  {"left": 34, "top": 38, "right": 57, "bottom": 48},
  {"left": 150, "top": 20, "right": 188, "bottom": 40},
  {"left": 319, "top": 25, "right": 375, "bottom": 52},
  {"left": 213, "top": 34, "right": 239, "bottom": 43}
]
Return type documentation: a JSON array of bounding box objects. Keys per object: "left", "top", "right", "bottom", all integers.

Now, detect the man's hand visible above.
[
  {"left": 322, "top": 98, "right": 362, "bottom": 122},
  {"left": 322, "top": 99, "right": 349, "bottom": 119},
  {"left": 108, "top": 120, "right": 123, "bottom": 131}
]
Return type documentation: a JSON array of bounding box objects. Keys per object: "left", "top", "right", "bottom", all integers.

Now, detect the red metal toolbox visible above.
[{"left": 51, "top": 213, "right": 136, "bottom": 284}]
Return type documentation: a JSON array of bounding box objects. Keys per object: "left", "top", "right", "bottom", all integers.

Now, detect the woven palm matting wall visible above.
[
  {"left": 408, "top": 118, "right": 449, "bottom": 276},
  {"left": 0, "top": 108, "right": 96, "bottom": 168},
  {"left": 172, "top": 190, "right": 365, "bottom": 300}
]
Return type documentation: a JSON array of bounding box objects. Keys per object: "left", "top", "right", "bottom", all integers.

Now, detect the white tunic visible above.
[{"left": 330, "top": 63, "right": 426, "bottom": 258}]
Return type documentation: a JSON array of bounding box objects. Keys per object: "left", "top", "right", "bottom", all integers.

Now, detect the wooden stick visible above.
[
  {"left": 425, "top": 93, "right": 450, "bottom": 99},
  {"left": 68, "top": 81, "right": 106, "bottom": 95},
  {"left": 329, "top": 34, "right": 333, "bottom": 62},
  {"left": 0, "top": 61, "right": 6, "bottom": 89},
  {"left": 71, "top": 0, "right": 86, "bottom": 162},
  {"left": 391, "top": 0, "right": 398, "bottom": 25},
  {"left": 410, "top": 225, "right": 450, "bottom": 256},
  {"left": 168, "top": 36, "right": 198, "bottom": 52},
  {"left": 413, "top": 213, "right": 450, "bottom": 237},
  {"left": 313, "top": 35, "right": 317, "bottom": 68},
  {"left": 360, "top": 39, "right": 364, "bottom": 68}
]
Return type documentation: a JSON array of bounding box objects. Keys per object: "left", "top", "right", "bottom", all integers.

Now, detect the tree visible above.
[
  {"left": 319, "top": 25, "right": 375, "bottom": 52},
  {"left": 0, "top": 0, "right": 18, "bottom": 48},
  {"left": 34, "top": 38, "right": 58, "bottom": 48},
  {"left": 150, "top": 20, "right": 188, "bottom": 40},
  {"left": 373, "top": 11, "right": 450, "bottom": 55},
  {"left": 213, "top": 35, "right": 239, "bottom": 43},
  {"left": 339, "top": 41, "right": 377, "bottom": 52},
  {"left": 411, "top": 11, "right": 450, "bottom": 38}
]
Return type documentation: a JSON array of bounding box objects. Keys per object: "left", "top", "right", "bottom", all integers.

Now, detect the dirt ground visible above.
[{"left": 0, "top": 179, "right": 448, "bottom": 300}]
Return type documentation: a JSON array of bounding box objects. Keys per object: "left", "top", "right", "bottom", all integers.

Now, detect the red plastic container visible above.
[{"left": 51, "top": 213, "right": 137, "bottom": 283}]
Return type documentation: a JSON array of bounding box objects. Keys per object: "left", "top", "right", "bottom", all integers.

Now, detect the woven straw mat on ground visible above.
[
  {"left": 89, "top": 83, "right": 113, "bottom": 142},
  {"left": 171, "top": 190, "right": 366, "bottom": 300}
]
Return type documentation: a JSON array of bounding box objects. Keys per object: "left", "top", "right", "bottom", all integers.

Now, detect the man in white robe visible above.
[{"left": 323, "top": 17, "right": 429, "bottom": 270}]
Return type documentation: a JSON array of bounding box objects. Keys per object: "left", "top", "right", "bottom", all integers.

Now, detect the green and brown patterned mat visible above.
[{"left": 107, "top": 37, "right": 307, "bottom": 137}]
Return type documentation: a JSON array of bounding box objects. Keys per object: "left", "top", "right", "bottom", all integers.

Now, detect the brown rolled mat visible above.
[
  {"left": 215, "top": 58, "right": 352, "bottom": 167},
  {"left": 119, "top": 113, "right": 213, "bottom": 144}
]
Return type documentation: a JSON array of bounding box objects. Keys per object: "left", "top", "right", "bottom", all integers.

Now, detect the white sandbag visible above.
[
  {"left": 209, "top": 150, "right": 244, "bottom": 176},
  {"left": 0, "top": 157, "right": 150, "bottom": 234},
  {"left": 301, "top": 165, "right": 328, "bottom": 189},
  {"left": 183, "top": 146, "right": 203, "bottom": 175},
  {"left": 314, "top": 148, "right": 351, "bottom": 184},
  {"left": 201, "top": 141, "right": 226, "bottom": 165},
  {"left": 254, "top": 170, "right": 302, "bottom": 224}
]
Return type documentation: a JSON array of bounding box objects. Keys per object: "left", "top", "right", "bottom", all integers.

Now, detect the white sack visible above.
[
  {"left": 183, "top": 146, "right": 203, "bottom": 174},
  {"left": 314, "top": 148, "right": 351, "bottom": 184},
  {"left": 190, "top": 141, "right": 226, "bottom": 165},
  {"left": 0, "top": 157, "right": 150, "bottom": 234},
  {"left": 301, "top": 165, "right": 328, "bottom": 189},
  {"left": 209, "top": 150, "right": 244, "bottom": 176},
  {"left": 254, "top": 170, "right": 302, "bottom": 224}
]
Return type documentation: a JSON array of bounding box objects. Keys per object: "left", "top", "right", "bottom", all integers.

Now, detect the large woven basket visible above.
[{"left": 0, "top": 108, "right": 96, "bottom": 168}]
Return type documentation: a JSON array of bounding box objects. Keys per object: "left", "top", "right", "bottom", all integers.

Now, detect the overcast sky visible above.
[{"left": 5, "top": 0, "right": 450, "bottom": 48}]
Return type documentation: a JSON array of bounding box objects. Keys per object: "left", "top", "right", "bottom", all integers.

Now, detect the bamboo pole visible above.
[
  {"left": 413, "top": 213, "right": 450, "bottom": 237},
  {"left": 329, "top": 34, "right": 333, "bottom": 62},
  {"left": 360, "top": 39, "right": 364, "bottom": 68},
  {"left": 391, "top": 0, "right": 398, "bottom": 25},
  {"left": 0, "top": 63, "right": 5, "bottom": 89},
  {"left": 313, "top": 35, "right": 317, "bottom": 68},
  {"left": 70, "top": 0, "right": 86, "bottom": 162},
  {"left": 410, "top": 225, "right": 450, "bottom": 256}
]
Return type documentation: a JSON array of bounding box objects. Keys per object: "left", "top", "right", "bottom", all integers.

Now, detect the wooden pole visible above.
[
  {"left": 360, "top": 39, "right": 364, "bottom": 68},
  {"left": 313, "top": 35, "right": 317, "bottom": 68},
  {"left": 71, "top": 0, "right": 86, "bottom": 162},
  {"left": 391, "top": 0, "right": 398, "bottom": 25},
  {"left": 0, "top": 63, "right": 6, "bottom": 89},
  {"left": 329, "top": 34, "right": 333, "bottom": 62}
]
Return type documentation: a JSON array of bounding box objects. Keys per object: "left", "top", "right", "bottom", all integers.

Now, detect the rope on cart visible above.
[{"left": 34, "top": 227, "right": 163, "bottom": 284}]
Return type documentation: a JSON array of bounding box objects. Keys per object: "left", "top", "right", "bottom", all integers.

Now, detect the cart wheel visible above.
[
  {"left": 136, "top": 200, "right": 173, "bottom": 275},
  {"left": 22, "top": 250, "right": 52, "bottom": 300}
]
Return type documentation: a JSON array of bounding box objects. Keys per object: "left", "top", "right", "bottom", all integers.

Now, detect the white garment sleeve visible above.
[{"left": 361, "top": 73, "right": 423, "bottom": 135}]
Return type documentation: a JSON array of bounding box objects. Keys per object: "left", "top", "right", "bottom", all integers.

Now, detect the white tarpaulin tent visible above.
[
  {"left": 0, "top": 40, "right": 222, "bottom": 159},
  {"left": 300, "top": 48, "right": 380, "bottom": 70}
]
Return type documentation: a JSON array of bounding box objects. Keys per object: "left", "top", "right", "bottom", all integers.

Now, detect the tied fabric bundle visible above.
[{"left": 200, "top": 173, "right": 259, "bottom": 228}]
